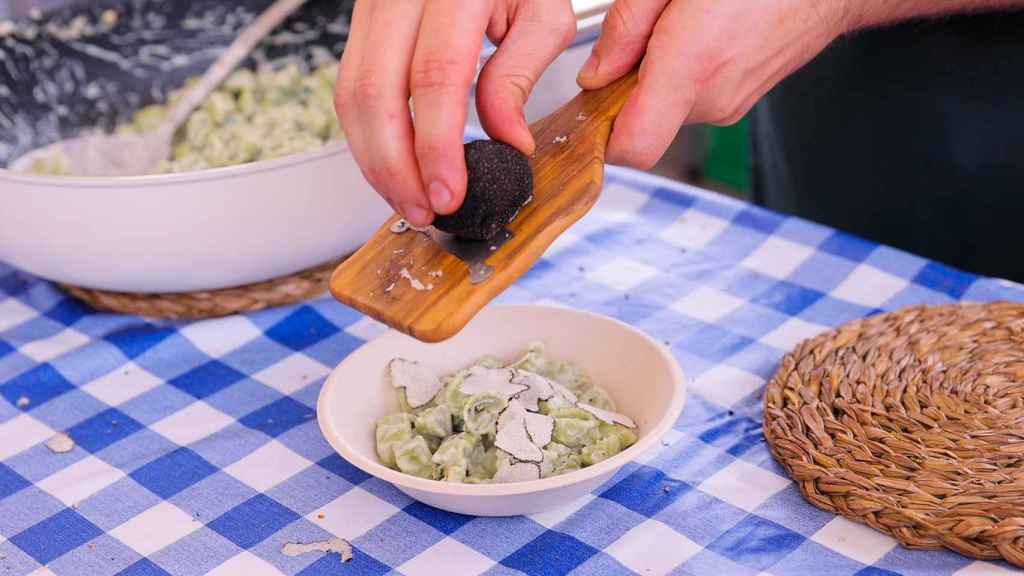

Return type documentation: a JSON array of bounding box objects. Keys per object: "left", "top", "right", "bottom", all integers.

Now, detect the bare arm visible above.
[
  {"left": 579, "top": 0, "right": 1024, "bottom": 169},
  {"left": 849, "top": 0, "right": 1024, "bottom": 29}
]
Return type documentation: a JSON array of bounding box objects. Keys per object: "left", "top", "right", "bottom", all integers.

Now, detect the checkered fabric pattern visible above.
[{"left": 2, "top": 169, "right": 1024, "bottom": 576}]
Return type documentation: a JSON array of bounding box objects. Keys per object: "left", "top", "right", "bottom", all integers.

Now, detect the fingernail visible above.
[
  {"left": 578, "top": 54, "right": 600, "bottom": 82},
  {"left": 428, "top": 181, "right": 452, "bottom": 212},
  {"left": 403, "top": 203, "right": 431, "bottom": 226}
]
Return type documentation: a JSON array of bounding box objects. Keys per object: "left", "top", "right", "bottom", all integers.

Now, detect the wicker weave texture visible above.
[
  {"left": 62, "top": 258, "right": 342, "bottom": 319},
  {"left": 764, "top": 301, "right": 1024, "bottom": 567}
]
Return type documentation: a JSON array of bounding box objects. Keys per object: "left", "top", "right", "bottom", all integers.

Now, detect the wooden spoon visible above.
[{"left": 330, "top": 70, "right": 639, "bottom": 342}]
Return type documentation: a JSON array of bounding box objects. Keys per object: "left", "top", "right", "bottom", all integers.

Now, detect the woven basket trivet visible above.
[
  {"left": 764, "top": 301, "right": 1024, "bottom": 567},
  {"left": 61, "top": 257, "right": 344, "bottom": 319}
]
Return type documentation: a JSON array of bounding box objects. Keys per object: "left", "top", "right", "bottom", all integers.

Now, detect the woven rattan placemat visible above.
[
  {"left": 61, "top": 257, "right": 343, "bottom": 319},
  {"left": 764, "top": 301, "right": 1024, "bottom": 567}
]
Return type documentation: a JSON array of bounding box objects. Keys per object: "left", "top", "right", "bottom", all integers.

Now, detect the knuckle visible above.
[
  {"left": 351, "top": 73, "right": 383, "bottom": 107},
  {"left": 485, "top": 70, "right": 535, "bottom": 105},
  {"left": 553, "top": 4, "right": 577, "bottom": 46},
  {"left": 362, "top": 160, "right": 403, "bottom": 191},
  {"left": 630, "top": 150, "right": 660, "bottom": 171},
  {"left": 410, "top": 54, "right": 464, "bottom": 95},
  {"left": 606, "top": 0, "right": 640, "bottom": 41},
  {"left": 712, "top": 106, "right": 749, "bottom": 127},
  {"left": 706, "top": 98, "right": 736, "bottom": 124},
  {"left": 335, "top": 71, "right": 384, "bottom": 112},
  {"left": 611, "top": 145, "right": 659, "bottom": 171},
  {"left": 414, "top": 138, "right": 449, "bottom": 166}
]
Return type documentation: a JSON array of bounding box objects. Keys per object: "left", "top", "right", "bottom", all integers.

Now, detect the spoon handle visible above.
[{"left": 163, "top": 0, "right": 308, "bottom": 131}]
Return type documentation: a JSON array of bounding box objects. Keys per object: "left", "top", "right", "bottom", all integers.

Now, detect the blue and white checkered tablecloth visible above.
[{"left": 2, "top": 168, "right": 1024, "bottom": 576}]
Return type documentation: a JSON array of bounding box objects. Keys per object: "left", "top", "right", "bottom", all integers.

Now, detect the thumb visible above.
[{"left": 577, "top": 0, "right": 670, "bottom": 90}]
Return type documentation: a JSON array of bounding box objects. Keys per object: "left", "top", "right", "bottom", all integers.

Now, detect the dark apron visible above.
[{"left": 751, "top": 11, "right": 1024, "bottom": 281}]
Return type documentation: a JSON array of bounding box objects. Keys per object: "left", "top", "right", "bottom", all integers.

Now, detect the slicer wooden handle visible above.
[{"left": 330, "top": 70, "right": 639, "bottom": 342}]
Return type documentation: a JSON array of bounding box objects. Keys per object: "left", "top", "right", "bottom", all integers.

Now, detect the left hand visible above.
[{"left": 577, "top": 0, "right": 849, "bottom": 169}]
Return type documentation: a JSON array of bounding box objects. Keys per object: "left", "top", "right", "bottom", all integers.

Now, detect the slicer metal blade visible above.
[{"left": 390, "top": 220, "right": 513, "bottom": 284}]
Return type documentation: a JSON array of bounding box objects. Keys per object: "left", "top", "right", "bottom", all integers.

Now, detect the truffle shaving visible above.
[
  {"left": 389, "top": 359, "right": 443, "bottom": 408},
  {"left": 578, "top": 402, "right": 636, "bottom": 428},
  {"left": 524, "top": 412, "right": 555, "bottom": 447},
  {"left": 493, "top": 455, "right": 541, "bottom": 482},
  {"left": 281, "top": 538, "right": 353, "bottom": 562},
  {"left": 399, "top": 267, "right": 432, "bottom": 291},
  {"left": 46, "top": 432, "right": 75, "bottom": 454},
  {"left": 459, "top": 366, "right": 528, "bottom": 399},
  {"left": 509, "top": 371, "right": 556, "bottom": 411},
  {"left": 496, "top": 417, "right": 543, "bottom": 463}
]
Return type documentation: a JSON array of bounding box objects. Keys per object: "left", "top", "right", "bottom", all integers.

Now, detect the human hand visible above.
[
  {"left": 334, "top": 0, "right": 577, "bottom": 227},
  {"left": 577, "top": 0, "right": 849, "bottom": 168}
]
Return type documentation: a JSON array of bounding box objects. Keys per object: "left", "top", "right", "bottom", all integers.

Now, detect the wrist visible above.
[{"left": 808, "top": 0, "right": 864, "bottom": 39}]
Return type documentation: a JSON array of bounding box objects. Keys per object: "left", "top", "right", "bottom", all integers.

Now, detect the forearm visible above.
[{"left": 847, "top": 0, "right": 1024, "bottom": 30}]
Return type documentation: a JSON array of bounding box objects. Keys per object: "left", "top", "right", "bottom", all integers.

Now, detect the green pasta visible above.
[
  {"left": 27, "top": 61, "right": 343, "bottom": 176},
  {"left": 375, "top": 342, "right": 639, "bottom": 484},
  {"left": 461, "top": 392, "right": 506, "bottom": 436},
  {"left": 415, "top": 405, "right": 453, "bottom": 438}
]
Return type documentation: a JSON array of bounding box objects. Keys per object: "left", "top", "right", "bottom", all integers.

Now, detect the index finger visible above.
[{"left": 409, "top": 0, "right": 492, "bottom": 215}]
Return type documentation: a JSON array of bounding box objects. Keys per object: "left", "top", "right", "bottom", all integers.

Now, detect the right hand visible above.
[{"left": 334, "top": 0, "right": 577, "bottom": 227}]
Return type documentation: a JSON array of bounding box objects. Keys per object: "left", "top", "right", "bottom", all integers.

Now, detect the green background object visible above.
[{"left": 703, "top": 117, "right": 751, "bottom": 197}]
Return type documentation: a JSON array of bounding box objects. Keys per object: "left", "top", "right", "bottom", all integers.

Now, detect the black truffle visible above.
[{"left": 433, "top": 140, "right": 533, "bottom": 241}]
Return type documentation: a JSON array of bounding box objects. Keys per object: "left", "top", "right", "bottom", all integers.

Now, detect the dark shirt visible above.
[{"left": 751, "top": 11, "right": 1024, "bottom": 281}]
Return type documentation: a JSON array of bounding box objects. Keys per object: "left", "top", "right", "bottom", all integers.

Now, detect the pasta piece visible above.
[
  {"left": 600, "top": 422, "right": 639, "bottom": 450},
  {"left": 507, "top": 341, "right": 547, "bottom": 374},
  {"left": 375, "top": 413, "right": 415, "bottom": 468},
  {"left": 581, "top": 434, "right": 623, "bottom": 466},
  {"left": 394, "top": 436, "right": 433, "bottom": 478},
  {"left": 431, "top": 432, "right": 477, "bottom": 482},
  {"left": 443, "top": 371, "right": 471, "bottom": 426},
  {"left": 185, "top": 109, "right": 214, "bottom": 149},
  {"left": 414, "top": 405, "right": 453, "bottom": 438},
  {"left": 547, "top": 406, "right": 596, "bottom": 421},
  {"left": 543, "top": 359, "right": 591, "bottom": 394},
  {"left": 474, "top": 356, "right": 505, "bottom": 369},
  {"left": 437, "top": 464, "right": 467, "bottom": 483},
  {"left": 204, "top": 91, "right": 236, "bottom": 124},
  {"left": 461, "top": 392, "right": 507, "bottom": 436},
  {"left": 468, "top": 445, "right": 497, "bottom": 479},
  {"left": 541, "top": 442, "right": 581, "bottom": 477},
  {"left": 577, "top": 386, "right": 616, "bottom": 411},
  {"left": 132, "top": 104, "right": 165, "bottom": 132},
  {"left": 553, "top": 417, "right": 600, "bottom": 448},
  {"left": 389, "top": 359, "right": 443, "bottom": 409}
]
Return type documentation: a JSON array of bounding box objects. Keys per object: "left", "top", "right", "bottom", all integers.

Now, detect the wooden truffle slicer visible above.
[{"left": 329, "top": 70, "right": 638, "bottom": 342}]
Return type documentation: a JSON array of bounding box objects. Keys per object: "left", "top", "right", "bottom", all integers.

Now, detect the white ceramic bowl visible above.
[
  {"left": 317, "top": 304, "right": 687, "bottom": 516},
  {"left": 0, "top": 141, "right": 391, "bottom": 293}
]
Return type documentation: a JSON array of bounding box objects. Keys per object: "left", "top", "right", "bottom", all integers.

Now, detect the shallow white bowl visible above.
[
  {"left": 317, "top": 304, "right": 687, "bottom": 517},
  {"left": 0, "top": 141, "right": 391, "bottom": 293}
]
